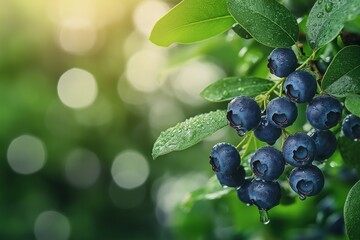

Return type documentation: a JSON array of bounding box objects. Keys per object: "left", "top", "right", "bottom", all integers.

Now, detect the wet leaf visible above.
[
  {"left": 152, "top": 110, "right": 228, "bottom": 159},
  {"left": 344, "top": 180, "right": 360, "bottom": 240},
  {"left": 181, "top": 175, "right": 233, "bottom": 210},
  {"left": 149, "top": 0, "right": 235, "bottom": 46},
  {"left": 200, "top": 77, "right": 274, "bottom": 102},
  {"left": 338, "top": 137, "right": 360, "bottom": 174},
  {"left": 322, "top": 45, "right": 360, "bottom": 97},
  {"left": 307, "top": 0, "right": 360, "bottom": 50},
  {"left": 345, "top": 94, "right": 360, "bottom": 116},
  {"left": 227, "top": 0, "right": 299, "bottom": 47}
]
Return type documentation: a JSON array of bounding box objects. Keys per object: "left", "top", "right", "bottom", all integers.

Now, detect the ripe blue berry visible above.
[
  {"left": 236, "top": 178, "right": 253, "bottom": 205},
  {"left": 266, "top": 97, "right": 298, "bottom": 128},
  {"left": 209, "top": 142, "right": 240, "bottom": 174},
  {"left": 326, "top": 213, "right": 345, "bottom": 236},
  {"left": 227, "top": 96, "right": 261, "bottom": 136},
  {"left": 250, "top": 146, "right": 285, "bottom": 181},
  {"left": 216, "top": 166, "right": 245, "bottom": 187},
  {"left": 289, "top": 165, "right": 324, "bottom": 198},
  {"left": 306, "top": 95, "right": 342, "bottom": 130},
  {"left": 284, "top": 70, "right": 317, "bottom": 103},
  {"left": 254, "top": 115, "right": 282, "bottom": 145},
  {"left": 248, "top": 180, "right": 281, "bottom": 210},
  {"left": 283, "top": 133, "right": 316, "bottom": 167},
  {"left": 342, "top": 114, "right": 360, "bottom": 141},
  {"left": 268, "top": 48, "right": 298, "bottom": 77},
  {"left": 308, "top": 129, "right": 337, "bottom": 161}
]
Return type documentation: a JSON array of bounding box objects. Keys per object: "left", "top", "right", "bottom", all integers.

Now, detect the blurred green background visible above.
[{"left": 0, "top": 0, "right": 356, "bottom": 239}]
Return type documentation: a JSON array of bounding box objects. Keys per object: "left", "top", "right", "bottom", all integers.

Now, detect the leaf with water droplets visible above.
[
  {"left": 181, "top": 175, "right": 233, "bottom": 210},
  {"left": 345, "top": 180, "right": 360, "bottom": 240},
  {"left": 152, "top": 110, "right": 228, "bottom": 159},
  {"left": 149, "top": 0, "right": 235, "bottom": 46},
  {"left": 338, "top": 137, "right": 360, "bottom": 173},
  {"left": 322, "top": 46, "right": 360, "bottom": 97},
  {"left": 307, "top": 0, "right": 360, "bottom": 50},
  {"left": 226, "top": 0, "right": 299, "bottom": 47},
  {"left": 200, "top": 77, "right": 274, "bottom": 102},
  {"left": 345, "top": 94, "right": 360, "bottom": 116}
]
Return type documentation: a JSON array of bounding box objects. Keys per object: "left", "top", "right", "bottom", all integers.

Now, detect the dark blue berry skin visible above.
[
  {"left": 284, "top": 70, "right": 317, "bottom": 103},
  {"left": 216, "top": 166, "right": 245, "bottom": 187},
  {"left": 209, "top": 143, "right": 240, "bottom": 175},
  {"left": 306, "top": 95, "right": 342, "bottom": 130},
  {"left": 254, "top": 115, "right": 282, "bottom": 145},
  {"left": 342, "top": 114, "right": 360, "bottom": 141},
  {"left": 326, "top": 213, "right": 345, "bottom": 236},
  {"left": 248, "top": 179, "right": 281, "bottom": 210},
  {"left": 236, "top": 179, "right": 253, "bottom": 205},
  {"left": 308, "top": 129, "right": 337, "bottom": 162},
  {"left": 268, "top": 48, "right": 298, "bottom": 77},
  {"left": 283, "top": 133, "right": 317, "bottom": 167},
  {"left": 227, "top": 96, "right": 261, "bottom": 136},
  {"left": 289, "top": 165, "right": 324, "bottom": 197},
  {"left": 266, "top": 97, "right": 298, "bottom": 128},
  {"left": 250, "top": 146, "right": 285, "bottom": 181}
]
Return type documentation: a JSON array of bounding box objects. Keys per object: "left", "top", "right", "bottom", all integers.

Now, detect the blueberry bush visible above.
[{"left": 150, "top": 0, "right": 360, "bottom": 239}]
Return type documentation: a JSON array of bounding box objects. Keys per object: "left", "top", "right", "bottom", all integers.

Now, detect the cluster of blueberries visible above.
[{"left": 209, "top": 48, "right": 360, "bottom": 221}]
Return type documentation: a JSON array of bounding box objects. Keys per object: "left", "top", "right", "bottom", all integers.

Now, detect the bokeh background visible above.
[{"left": 0, "top": 0, "right": 356, "bottom": 239}]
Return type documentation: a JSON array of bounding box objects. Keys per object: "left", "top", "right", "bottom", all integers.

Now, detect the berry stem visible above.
[
  {"left": 296, "top": 50, "right": 319, "bottom": 71},
  {"left": 236, "top": 133, "right": 249, "bottom": 150},
  {"left": 241, "top": 132, "right": 255, "bottom": 159}
]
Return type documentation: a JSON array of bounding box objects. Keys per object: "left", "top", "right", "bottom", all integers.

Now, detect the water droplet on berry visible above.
[
  {"left": 299, "top": 194, "right": 307, "bottom": 201},
  {"left": 259, "top": 209, "right": 270, "bottom": 224},
  {"left": 236, "top": 128, "right": 246, "bottom": 137}
]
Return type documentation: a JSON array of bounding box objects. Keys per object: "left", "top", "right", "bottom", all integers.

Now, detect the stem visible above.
[
  {"left": 236, "top": 133, "right": 249, "bottom": 150},
  {"left": 241, "top": 133, "right": 254, "bottom": 159},
  {"left": 296, "top": 50, "right": 319, "bottom": 71},
  {"left": 316, "top": 80, "right": 323, "bottom": 94}
]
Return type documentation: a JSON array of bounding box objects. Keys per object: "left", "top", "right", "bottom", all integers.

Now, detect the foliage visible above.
[{"left": 151, "top": 0, "right": 360, "bottom": 239}]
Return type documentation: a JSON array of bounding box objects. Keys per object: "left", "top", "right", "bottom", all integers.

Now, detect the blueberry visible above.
[
  {"left": 342, "top": 114, "right": 360, "bottom": 141},
  {"left": 216, "top": 166, "right": 245, "bottom": 187},
  {"left": 289, "top": 165, "right": 324, "bottom": 198},
  {"left": 326, "top": 213, "right": 345, "bottom": 236},
  {"left": 308, "top": 129, "right": 337, "bottom": 162},
  {"left": 254, "top": 115, "right": 282, "bottom": 145},
  {"left": 284, "top": 70, "right": 317, "bottom": 103},
  {"left": 266, "top": 97, "right": 298, "bottom": 128},
  {"left": 283, "top": 133, "right": 316, "bottom": 167},
  {"left": 227, "top": 96, "right": 261, "bottom": 136},
  {"left": 306, "top": 95, "right": 342, "bottom": 130},
  {"left": 268, "top": 48, "right": 298, "bottom": 77},
  {"left": 209, "top": 142, "right": 240, "bottom": 174},
  {"left": 248, "top": 179, "right": 281, "bottom": 210},
  {"left": 250, "top": 146, "right": 285, "bottom": 181},
  {"left": 236, "top": 178, "right": 252, "bottom": 205}
]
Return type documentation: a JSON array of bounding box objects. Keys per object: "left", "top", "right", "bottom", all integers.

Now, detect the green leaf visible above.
[
  {"left": 345, "top": 94, "right": 360, "bottom": 116},
  {"left": 181, "top": 175, "right": 233, "bottom": 210},
  {"left": 344, "top": 180, "right": 360, "bottom": 240},
  {"left": 306, "top": 0, "right": 360, "bottom": 50},
  {"left": 149, "top": 0, "right": 235, "bottom": 46},
  {"left": 200, "top": 77, "right": 274, "bottom": 102},
  {"left": 232, "top": 23, "right": 253, "bottom": 39},
  {"left": 152, "top": 110, "right": 228, "bottom": 159},
  {"left": 322, "top": 45, "right": 360, "bottom": 97},
  {"left": 227, "top": 0, "right": 299, "bottom": 47},
  {"left": 338, "top": 137, "right": 360, "bottom": 173}
]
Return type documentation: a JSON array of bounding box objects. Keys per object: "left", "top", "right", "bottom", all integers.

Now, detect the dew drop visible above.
[
  {"left": 325, "top": 2, "right": 333, "bottom": 12},
  {"left": 222, "top": 90, "right": 229, "bottom": 97},
  {"left": 259, "top": 209, "right": 270, "bottom": 224},
  {"left": 318, "top": 0, "right": 323, "bottom": 4},
  {"left": 236, "top": 128, "right": 246, "bottom": 137},
  {"left": 299, "top": 194, "right": 307, "bottom": 201},
  {"left": 317, "top": 12, "right": 324, "bottom": 18}
]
